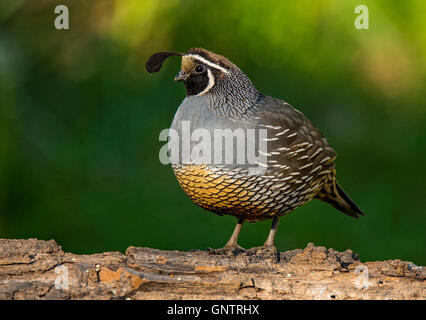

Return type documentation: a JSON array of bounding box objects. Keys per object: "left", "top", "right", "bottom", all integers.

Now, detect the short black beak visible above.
[{"left": 174, "top": 70, "right": 188, "bottom": 82}]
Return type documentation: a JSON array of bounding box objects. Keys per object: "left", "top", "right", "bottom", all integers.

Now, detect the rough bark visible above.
[{"left": 0, "top": 238, "right": 423, "bottom": 300}]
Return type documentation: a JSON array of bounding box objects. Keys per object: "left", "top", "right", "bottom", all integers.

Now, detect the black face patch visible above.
[{"left": 184, "top": 71, "right": 209, "bottom": 96}]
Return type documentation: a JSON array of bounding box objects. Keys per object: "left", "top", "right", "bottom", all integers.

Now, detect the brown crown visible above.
[{"left": 185, "top": 48, "right": 238, "bottom": 71}]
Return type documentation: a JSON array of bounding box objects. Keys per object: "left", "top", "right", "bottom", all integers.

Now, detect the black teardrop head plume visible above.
[{"left": 145, "top": 51, "right": 183, "bottom": 73}]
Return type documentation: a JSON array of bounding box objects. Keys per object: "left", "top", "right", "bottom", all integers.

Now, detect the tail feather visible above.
[{"left": 317, "top": 181, "right": 365, "bottom": 218}]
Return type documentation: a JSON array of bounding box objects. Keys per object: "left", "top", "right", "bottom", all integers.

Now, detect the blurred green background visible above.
[{"left": 0, "top": 0, "right": 425, "bottom": 264}]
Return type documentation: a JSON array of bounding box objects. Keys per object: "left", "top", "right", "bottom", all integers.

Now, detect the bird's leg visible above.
[
  {"left": 207, "top": 220, "right": 245, "bottom": 255},
  {"left": 224, "top": 220, "right": 243, "bottom": 247},
  {"left": 264, "top": 217, "right": 280, "bottom": 247},
  {"left": 246, "top": 218, "right": 280, "bottom": 261}
]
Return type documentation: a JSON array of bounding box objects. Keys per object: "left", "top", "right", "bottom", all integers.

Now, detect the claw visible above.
[
  {"left": 206, "top": 244, "right": 245, "bottom": 256},
  {"left": 245, "top": 245, "right": 279, "bottom": 262}
]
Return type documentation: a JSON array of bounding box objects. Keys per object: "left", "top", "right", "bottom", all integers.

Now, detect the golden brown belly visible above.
[{"left": 172, "top": 164, "right": 328, "bottom": 222}]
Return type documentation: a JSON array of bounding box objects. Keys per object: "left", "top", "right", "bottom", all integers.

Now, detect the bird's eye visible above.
[{"left": 195, "top": 64, "right": 205, "bottom": 73}]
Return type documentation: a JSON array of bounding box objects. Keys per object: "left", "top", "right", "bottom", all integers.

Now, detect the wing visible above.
[{"left": 253, "top": 95, "right": 337, "bottom": 203}]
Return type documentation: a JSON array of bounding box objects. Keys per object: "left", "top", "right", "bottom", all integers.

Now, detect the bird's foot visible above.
[
  {"left": 245, "top": 244, "right": 279, "bottom": 262},
  {"left": 206, "top": 244, "right": 245, "bottom": 256}
]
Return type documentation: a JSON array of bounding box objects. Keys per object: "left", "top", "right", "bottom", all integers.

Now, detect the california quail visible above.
[{"left": 146, "top": 48, "right": 364, "bottom": 255}]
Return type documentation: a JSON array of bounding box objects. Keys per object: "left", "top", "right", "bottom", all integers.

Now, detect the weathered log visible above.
[{"left": 0, "top": 238, "right": 423, "bottom": 300}]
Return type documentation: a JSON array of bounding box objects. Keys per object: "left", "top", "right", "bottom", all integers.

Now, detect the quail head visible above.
[{"left": 146, "top": 48, "right": 364, "bottom": 256}]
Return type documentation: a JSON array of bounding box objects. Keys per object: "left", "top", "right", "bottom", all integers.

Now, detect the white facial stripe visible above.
[
  {"left": 197, "top": 69, "right": 215, "bottom": 96},
  {"left": 184, "top": 54, "right": 229, "bottom": 74}
]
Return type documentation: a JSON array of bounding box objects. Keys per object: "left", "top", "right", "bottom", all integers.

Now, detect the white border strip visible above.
[
  {"left": 184, "top": 54, "right": 229, "bottom": 74},
  {"left": 196, "top": 69, "right": 215, "bottom": 96}
]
